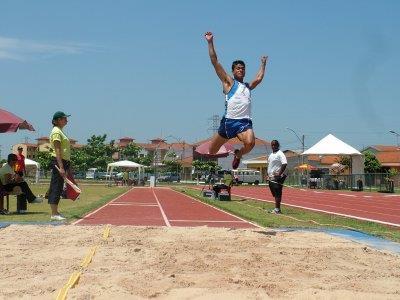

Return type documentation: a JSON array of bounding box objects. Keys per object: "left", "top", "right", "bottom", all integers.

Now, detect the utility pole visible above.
[{"left": 207, "top": 114, "right": 219, "bottom": 135}]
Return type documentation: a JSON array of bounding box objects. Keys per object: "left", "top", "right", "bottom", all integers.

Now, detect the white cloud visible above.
[{"left": 0, "top": 36, "right": 96, "bottom": 61}]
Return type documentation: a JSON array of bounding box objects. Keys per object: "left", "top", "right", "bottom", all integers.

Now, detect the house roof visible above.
[
  {"left": 376, "top": 152, "right": 400, "bottom": 164},
  {"left": 307, "top": 155, "right": 339, "bottom": 165},
  {"left": 367, "top": 145, "right": 400, "bottom": 152}
]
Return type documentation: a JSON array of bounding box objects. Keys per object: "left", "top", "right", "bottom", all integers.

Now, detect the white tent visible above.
[
  {"left": 302, "top": 134, "right": 364, "bottom": 174},
  {"left": 24, "top": 158, "right": 40, "bottom": 183},
  {"left": 106, "top": 160, "right": 145, "bottom": 184}
]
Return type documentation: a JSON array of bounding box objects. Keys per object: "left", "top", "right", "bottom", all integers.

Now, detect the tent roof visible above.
[
  {"left": 25, "top": 158, "right": 40, "bottom": 167},
  {"left": 302, "top": 134, "right": 362, "bottom": 156},
  {"left": 107, "top": 160, "right": 143, "bottom": 168}
]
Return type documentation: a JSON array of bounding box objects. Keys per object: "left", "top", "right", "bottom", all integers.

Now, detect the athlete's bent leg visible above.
[
  {"left": 209, "top": 133, "right": 229, "bottom": 155},
  {"left": 236, "top": 129, "right": 256, "bottom": 158}
]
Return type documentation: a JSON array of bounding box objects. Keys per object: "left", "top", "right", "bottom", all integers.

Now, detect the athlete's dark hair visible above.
[{"left": 232, "top": 60, "right": 245, "bottom": 71}]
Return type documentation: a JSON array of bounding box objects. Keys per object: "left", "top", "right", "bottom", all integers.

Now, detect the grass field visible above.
[
  {"left": 0, "top": 184, "right": 129, "bottom": 223},
  {"left": 176, "top": 187, "right": 400, "bottom": 243}
]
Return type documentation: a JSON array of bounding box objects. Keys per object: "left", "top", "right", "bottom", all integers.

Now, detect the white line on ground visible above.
[
  {"left": 152, "top": 188, "right": 171, "bottom": 227},
  {"left": 170, "top": 219, "right": 246, "bottom": 223},
  {"left": 109, "top": 203, "right": 158, "bottom": 207},
  {"left": 338, "top": 194, "right": 357, "bottom": 197},
  {"left": 363, "top": 196, "right": 373, "bottom": 198},
  {"left": 72, "top": 188, "right": 134, "bottom": 225},
  {"left": 230, "top": 193, "right": 400, "bottom": 228},
  {"left": 313, "top": 191, "right": 325, "bottom": 194},
  {"left": 384, "top": 195, "right": 400, "bottom": 197}
]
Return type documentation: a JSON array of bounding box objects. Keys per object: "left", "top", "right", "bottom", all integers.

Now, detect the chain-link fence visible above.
[{"left": 286, "top": 173, "right": 399, "bottom": 193}]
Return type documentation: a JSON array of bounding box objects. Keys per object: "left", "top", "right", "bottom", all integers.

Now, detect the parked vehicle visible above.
[
  {"left": 85, "top": 168, "right": 98, "bottom": 179},
  {"left": 157, "top": 173, "right": 181, "bottom": 182},
  {"left": 232, "top": 169, "right": 261, "bottom": 185}
]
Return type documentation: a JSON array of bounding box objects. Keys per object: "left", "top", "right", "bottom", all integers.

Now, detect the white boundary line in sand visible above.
[
  {"left": 230, "top": 193, "right": 400, "bottom": 228},
  {"left": 175, "top": 188, "right": 262, "bottom": 229},
  {"left": 72, "top": 188, "right": 134, "bottom": 225},
  {"left": 152, "top": 188, "right": 171, "bottom": 227}
]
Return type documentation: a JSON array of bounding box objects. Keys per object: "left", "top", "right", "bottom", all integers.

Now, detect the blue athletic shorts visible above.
[{"left": 218, "top": 117, "right": 253, "bottom": 139}]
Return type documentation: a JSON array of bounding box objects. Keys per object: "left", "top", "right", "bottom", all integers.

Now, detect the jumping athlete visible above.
[{"left": 205, "top": 31, "right": 268, "bottom": 169}]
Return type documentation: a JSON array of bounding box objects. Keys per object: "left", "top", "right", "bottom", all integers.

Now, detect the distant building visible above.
[
  {"left": 362, "top": 145, "right": 400, "bottom": 171},
  {"left": 12, "top": 136, "right": 82, "bottom": 160}
]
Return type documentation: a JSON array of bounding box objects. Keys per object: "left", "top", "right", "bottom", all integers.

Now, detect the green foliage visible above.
[
  {"left": 36, "top": 151, "right": 53, "bottom": 170},
  {"left": 387, "top": 168, "right": 399, "bottom": 178},
  {"left": 336, "top": 155, "right": 351, "bottom": 168},
  {"left": 363, "top": 151, "right": 382, "bottom": 173},
  {"left": 119, "top": 142, "right": 142, "bottom": 161},
  {"left": 0, "top": 158, "right": 6, "bottom": 165},
  {"left": 192, "top": 160, "right": 221, "bottom": 173},
  {"left": 70, "top": 148, "right": 90, "bottom": 171},
  {"left": 82, "top": 134, "right": 115, "bottom": 171},
  {"left": 162, "top": 159, "right": 182, "bottom": 173}
]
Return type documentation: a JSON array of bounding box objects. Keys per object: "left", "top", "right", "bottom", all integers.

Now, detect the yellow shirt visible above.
[{"left": 50, "top": 126, "right": 71, "bottom": 161}]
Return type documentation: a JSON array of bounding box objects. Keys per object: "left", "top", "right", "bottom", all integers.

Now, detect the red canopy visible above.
[
  {"left": 0, "top": 108, "right": 35, "bottom": 133},
  {"left": 195, "top": 140, "right": 234, "bottom": 158}
]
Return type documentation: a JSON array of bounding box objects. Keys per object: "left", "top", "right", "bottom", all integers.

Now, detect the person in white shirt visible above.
[{"left": 267, "top": 140, "right": 287, "bottom": 214}]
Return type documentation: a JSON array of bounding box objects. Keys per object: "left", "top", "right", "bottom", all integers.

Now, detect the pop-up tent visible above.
[
  {"left": 107, "top": 160, "right": 145, "bottom": 183},
  {"left": 302, "top": 134, "right": 364, "bottom": 174},
  {"left": 25, "top": 158, "right": 40, "bottom": 183}
]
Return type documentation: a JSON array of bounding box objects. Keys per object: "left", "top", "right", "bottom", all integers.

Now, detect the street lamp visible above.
[
  {"left": 285, "top": 127, "right": 305, "bottom": 164},
  {"left": 389, "top": 130, "right": 400, "bottom": 147}
]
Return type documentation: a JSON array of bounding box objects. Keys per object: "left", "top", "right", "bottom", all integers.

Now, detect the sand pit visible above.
[{"left": 1, "top": 225, "right": 400, "bottom": 299}]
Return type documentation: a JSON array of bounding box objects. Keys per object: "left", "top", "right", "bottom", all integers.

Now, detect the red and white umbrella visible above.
[
  {"left": 0, "top": 108, "right": 35, "bottom": 133},
  {"left": 195, "top": 140, "right": 234, "bottom": 158}
]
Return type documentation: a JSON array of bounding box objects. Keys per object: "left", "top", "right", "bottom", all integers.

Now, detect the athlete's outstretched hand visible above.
[
  {"left": 205, "top": 32, "right": 214, "bottom": 42},
  {"left": 261, "top": 56, "right": 268, "bottom": 64}
]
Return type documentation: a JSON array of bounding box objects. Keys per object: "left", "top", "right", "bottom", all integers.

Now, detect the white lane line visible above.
[
  {"left": 170, "top": 219, "right": 246, "bottom": 223},
  {"left": 313, "top": 191, "right": 325, "bottom": 194},
  {"left": 363, "top": 196, "right": 373, "bottom": 198},
  {"left": 109, "top": 203, "right": 158, "bottom": 207},
  {"left": 338, "top": 194, "right": 356, "bottom": 197},
  {"left": 72, "top": 188, "right": 134, "bottom": 225},
  {"left": 152, "top": 188, "right": 171, "bottom": 227},
  {"left": 177, "top": 190, "right": 261, "bottom": 228},
  {"left": 300, "top": 189, "right": 307, "bottom": 191},
  {"left": 384, "top": 195, "right": 400, "bottom": 197},
  {"left": 231, "top": 193, "right": 400, "bottom": 228}
]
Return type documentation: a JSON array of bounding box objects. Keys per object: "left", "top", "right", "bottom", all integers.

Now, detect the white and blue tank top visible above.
[{"left": 224, "top": 79, "right": 251, "bottom": 119}]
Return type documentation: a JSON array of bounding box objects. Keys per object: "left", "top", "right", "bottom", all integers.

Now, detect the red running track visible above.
[
  {"left": 227, "top": 186, "right": 400, "bottom": 228},
  {"left": 74, "top": 187, "right": 257, "bottom": 228}
]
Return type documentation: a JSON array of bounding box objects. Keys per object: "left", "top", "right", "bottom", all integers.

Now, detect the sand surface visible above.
[{"left": 1, "top": 225, "right": 400, "bottom": 299}]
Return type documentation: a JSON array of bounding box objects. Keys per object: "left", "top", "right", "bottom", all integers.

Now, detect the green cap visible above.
[{"left": 52, "top": 111, "right": 71, "bottom": 120}]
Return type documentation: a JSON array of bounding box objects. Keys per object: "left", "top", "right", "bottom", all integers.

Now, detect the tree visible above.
[
  {"left": 83, "top": 135, "right": 115, "bottom": 171},
  {"left": 336, "top": 156, "right": 351, "bottom": 169},
  {"left": 70, "top": 148, "right": 90, "bottom": 171},
  {"left": 363, "top": 151, "right": 382, "bottom": 173},
  {"left": 36, "top": 151, "right": 53, "bottom": 171},
  {"left": 163, "top": 159, "right": 182, "bottom": 174},
  {"left": 119, "top": 142, "right": 142, "bottom": 161},
  {"left": 192, "top": 160, "right": 221, "bottom": 174}
]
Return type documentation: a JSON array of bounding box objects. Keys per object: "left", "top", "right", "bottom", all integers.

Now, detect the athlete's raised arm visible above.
[
  {"left": 249, "top": 56, "right": 268, "bottom": 90},
  {"left": 205, "top": 32, "right": 233, "bottom": 92}
]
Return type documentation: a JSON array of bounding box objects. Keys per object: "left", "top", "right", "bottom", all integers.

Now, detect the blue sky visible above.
[{"left": 1, "top": 0, "right": 399, "bottom": 158}]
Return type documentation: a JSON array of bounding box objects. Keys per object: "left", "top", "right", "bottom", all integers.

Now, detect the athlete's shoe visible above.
[
  {"left": 268, "top": 208, "right": 282, "bottom": 214},
  {"left": 232, "top": 149, "right": 241, "bottom": 169}
]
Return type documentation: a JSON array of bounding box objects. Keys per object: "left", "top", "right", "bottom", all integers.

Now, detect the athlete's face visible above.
[{"left": 233, "top": 64, "right": 245, "bottom": 81}]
